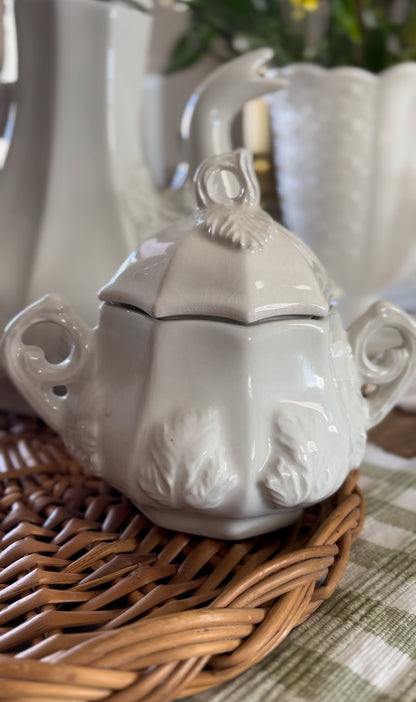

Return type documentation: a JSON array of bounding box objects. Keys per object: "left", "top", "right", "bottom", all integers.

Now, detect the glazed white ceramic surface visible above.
[
  {"left": 100, "top": 151, "right": 334, "bottom": 323},
  {"left": 0, "top": 0, "right": 160, "bottom": 413},
  {"left": 268, "top": 63, "right": 416, "bottom": 325},
  {"left": 3, "top": 151, "right": 416, "bottom": 539},
  {"left": 0, "top": 37, "right": 284, "bottom": 412},
  {"left": 0, "top": 0, "right": 158, "bottom": 331},
  {"left": 0, "top": 35, "right": 282, "bottom": 333},
  {"left": 171, "top": 48, "right": 285, "bottom": 190}
]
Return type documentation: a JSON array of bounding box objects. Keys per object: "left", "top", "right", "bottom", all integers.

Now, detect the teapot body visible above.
[{"left": 64, "top": 302, "right": 367, "bottom": 539}]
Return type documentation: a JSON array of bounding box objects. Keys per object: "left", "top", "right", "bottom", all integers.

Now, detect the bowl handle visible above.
[
  {"left": 1, "top": 294, "right": 93, "bottom": 432},
  {"left": 348, "top": 301, "right": 416, "bottom": 428}
]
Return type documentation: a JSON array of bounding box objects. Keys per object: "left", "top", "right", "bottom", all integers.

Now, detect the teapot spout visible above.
[{"left": 172, "top": 48, "right": 286, "bottom": 189}]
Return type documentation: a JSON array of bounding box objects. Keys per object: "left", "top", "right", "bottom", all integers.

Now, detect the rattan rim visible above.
[{"left": 0, "top": 413, "right": 364, "bottom": 702}]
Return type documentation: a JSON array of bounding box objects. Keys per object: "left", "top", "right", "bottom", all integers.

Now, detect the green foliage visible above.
[
  {"left": 333, "top": 0, "right": 363, "bottom": 42},
  {"left": 165, "top": 23, "right": 217, "bottom": 73},
  {"left": 164, "top": 0, "right": 416, "bottom": 73}
]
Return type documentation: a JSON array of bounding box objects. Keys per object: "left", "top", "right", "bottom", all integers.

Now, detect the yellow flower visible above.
[{"left": 290, "top": 0, "right": 320, "bottom": 17}]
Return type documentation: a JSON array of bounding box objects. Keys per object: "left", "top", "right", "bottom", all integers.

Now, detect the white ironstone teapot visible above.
[{"left": 2, "top": 150, "right": 416, "bottom": 539}]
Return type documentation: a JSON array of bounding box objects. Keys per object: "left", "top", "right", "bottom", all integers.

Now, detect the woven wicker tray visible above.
[{"left": 0, "top": 413, "right": 364, "bottom": 702}]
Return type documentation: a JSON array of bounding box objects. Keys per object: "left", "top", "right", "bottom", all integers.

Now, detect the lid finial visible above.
[{"left": 194, "top": 149, "right": 275, "bottom": 252}]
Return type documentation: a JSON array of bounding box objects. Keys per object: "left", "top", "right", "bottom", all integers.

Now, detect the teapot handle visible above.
[
  {"left": 1, "top": 294, "right": 93, "bottom": 433},
  {"left": 348, "top": 301, "right": 416, "bottom": 428}
]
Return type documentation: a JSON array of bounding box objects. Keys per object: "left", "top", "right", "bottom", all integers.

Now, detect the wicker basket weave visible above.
[{"left": 0, "top": 413, "right": 364, "bottom": 702}]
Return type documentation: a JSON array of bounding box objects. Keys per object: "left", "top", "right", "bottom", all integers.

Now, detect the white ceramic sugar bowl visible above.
[{"left": 2, "top": 150, "right": 416, "bottom": 539}]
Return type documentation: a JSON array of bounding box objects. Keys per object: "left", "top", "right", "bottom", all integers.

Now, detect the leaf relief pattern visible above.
[
  {"left": 198, "top": 205, "right": 275, "bottom": 252},
  {"left": 261, "top": 404, "right": 358, "bottom": 509},
  {"left": 262, "top": 317, "right": 368, "bottom": 510},
  {"left": 137, "top": 407, "right": 237, "bottom": 510}
]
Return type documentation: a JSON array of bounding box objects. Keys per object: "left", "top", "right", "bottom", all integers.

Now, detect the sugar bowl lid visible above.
[{"left": 99, "top": 150, "right": 335, "bottom": 323}]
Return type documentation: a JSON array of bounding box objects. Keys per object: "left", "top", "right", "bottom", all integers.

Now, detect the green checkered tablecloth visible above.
[{"left": 188, "top": 447, "right": 416, "bottom": 702}]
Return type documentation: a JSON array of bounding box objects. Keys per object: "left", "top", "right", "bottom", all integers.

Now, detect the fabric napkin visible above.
[{"left": 188, "top": 446, "right": 416, "bottom": 702}]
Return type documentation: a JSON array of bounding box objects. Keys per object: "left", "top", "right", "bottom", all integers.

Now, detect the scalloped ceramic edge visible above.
[
  {"left": 99, "top": 150, "right": 336, "bottom": 323},
  {"left": 268, "top": 61, "right": 416, "bottom": 325},
  {"left": 2, "top": 150, "right": 416, "bottom": 539}
]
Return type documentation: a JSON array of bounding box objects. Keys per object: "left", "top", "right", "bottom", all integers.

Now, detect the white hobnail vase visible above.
[{"left": 268, "top": 62, "right": 416, "bottom": 325}]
